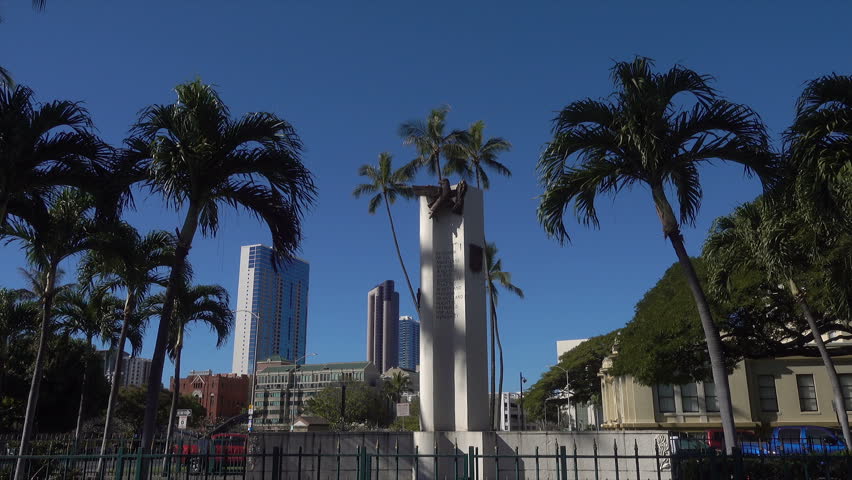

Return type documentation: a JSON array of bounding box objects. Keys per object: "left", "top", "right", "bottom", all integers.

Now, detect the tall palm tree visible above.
[
  {"left": 148, "top": 283, "right": 232, "bottom": 458},
  {"left": 384, "top": 371, "right": 412, "bottom": 403},
  {"left": 536, "top": 57, "right": 777, "bottom": 451},
  {"left": 704, "top": 199, "right": 852, "bottom": 450},
  {"left": 353, "top": 153, "right": 418, "bottom": 309},
  {"left": 54, "top": 284, "right": 122, "bottom": 443},
  {"left": 126, "top": 79, "right": 316, "bottom": 453},
  {"left": 399, "top": 106, "right": 461, "bottom": 181},
  {"left": 444, "top": 120, "right": 512, "bottom": 190},
  {"left": 785, "top": 74, "right": 852, "bottom": 225},
  {"left": 77, "top": 223, "right": 175, "bottom": 468},
  {"left": 485, "top": 242, "right": 524, "bottom": 429},
  {"left": 2, "top": 188, "right": 96, "bottom": 479},
  {"left": 443, "top": 120, "right": 512, "bottom": 427},
  {"left": 0, "top": 85, "right": 109, "bottom": 227},
  {"left": 0, "top": 288, "right": 36, "bottom": 400}
]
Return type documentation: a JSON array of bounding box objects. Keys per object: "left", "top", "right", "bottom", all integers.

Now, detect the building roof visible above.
[
  {"left": 260, "top": 361, "right": 373, "bottom": 374},
  {"left": 294, "top": 415, "right": 329, "bottom": 426}
]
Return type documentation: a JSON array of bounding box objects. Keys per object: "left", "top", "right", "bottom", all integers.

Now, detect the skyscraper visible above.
[
  {"left": 398, "top": 316, "right": 420, "bottom": 371},
  {"left": 366, "top": 280, "right": 399, "bottom": 373},
  {"left": 232, "top": 244, "right": 310, "bottom": 375}
]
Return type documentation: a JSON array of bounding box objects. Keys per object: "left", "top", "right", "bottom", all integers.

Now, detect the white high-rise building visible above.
[
  {"left": 398, "top": 316, "right": 420, "bottom": 371},
  {"left": 231, "top": 244, "right": 310, "bottom": 375}
]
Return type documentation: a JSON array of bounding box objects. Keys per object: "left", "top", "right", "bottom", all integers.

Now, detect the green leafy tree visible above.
[
  {"left": 304, "top": 383, "right": 389, "bottom": 429},
  {"left": 79, "top": 223, "right": 174, "bottom": 468},
  {"left": 0, "top": 85, "right": 109, "bottom": 228},
  {"left": 704, "top": 199, "right": 852, "bottom": 450},
  {"left": 399, "top": 106, "right": 461, "bottom": 181},
  {"left": 148, "top": 283, "right": 232, "bottom": 456},
  {"left": 536, "top": 57, "right": 777, "bottom": 451},
  {"left": 0, "top": 289, "right": 36, "bottom": 400},
  {"left": 115, "top": 386, "right": 205, "bottom": 432},
  {"left": 2, "top": 188, "right": 97, "bottom": 478},
  {"left": 485, "top": 242, "right": 524, "bottom": 429},
  {"left": 353, "top": 153, "right": 418, "bottom": 309},
  {"left": 54, "top": 284, "right": 122, "bottom": 443},
  {"left": 125, "top": 79, "right": 316, "bottom": 452}
]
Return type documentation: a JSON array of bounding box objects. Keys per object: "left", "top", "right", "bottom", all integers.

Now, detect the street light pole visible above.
[
  {"left": 286, "top": 352, "right": 318, "bottom": 425},
  {"left": 551, "top": 365, "right": 571, "bottom": 431},
  {"left": 233, "top": 309, "right": 261, "bottom": 433}
]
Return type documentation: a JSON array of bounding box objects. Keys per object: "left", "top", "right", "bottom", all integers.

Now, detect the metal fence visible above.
[{"left": 1, "top": 438, "right": 852, "bottom": 479}]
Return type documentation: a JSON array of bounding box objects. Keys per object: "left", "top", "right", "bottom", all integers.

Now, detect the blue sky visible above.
[{"left": 2, "top": 1, "right": 851, "bottom": 391}]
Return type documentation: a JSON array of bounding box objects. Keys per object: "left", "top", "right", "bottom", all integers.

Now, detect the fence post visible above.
[
  {"left": 468, "top": 446, "right": 475, "bottom": 480},
  {"left": 559, "top": 445, "right": 568, "bottom": 480},
  {"left": 114, "top": 447, "right": 125, "bottom": 480},
  {"left": 613, "top": 439, "right": 619, "bottom": 480},
  {"left": 633, "top": 440, "right": 640, "bottom": 480},
  {"left": 732, "top": 447, "right": 744, "bottom": 480},
  {"left": 271, "top": 446, "right": 280, "bottom": 480},
  {"left": 133, "top": 446, "right": 143, "bottom": 480}
]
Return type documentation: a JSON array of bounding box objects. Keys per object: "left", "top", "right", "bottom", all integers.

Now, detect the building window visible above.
[
  {"left": 840, "top": 374, "right": 852, "bottom": 411},
  {"left": 657, "top": 385, "right": 675, "bottom": 413},
  {"left": 796, "top": 374, "right": 818, "bottom": 412},
  {"left": 680, "top": 383, "right": 699, "bottom": 412},
  {"left": 758, "top": 375, "right": 778, "bottom": 412},
  {"left": 703, "top": 383, "right": 719, "bottom": 412}
]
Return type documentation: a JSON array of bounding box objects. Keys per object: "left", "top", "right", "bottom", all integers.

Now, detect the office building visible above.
[
  {"left": 398, "top": 316, "right": 420, "bottom": 371},
  {"left": 366, "top": 281, "right": 399, "bottom": 373},
  {"left": 171, "top": 370, "right": 250, "bottom": 421},
  {"left": 253, "top": 358, "right": 380, "bottom": 428},
  {"left": 232, "top": 244, "right": 310, "bottom": 375},
  {"left": 100, "top": 350, "right": 152, "bottom": 387}
]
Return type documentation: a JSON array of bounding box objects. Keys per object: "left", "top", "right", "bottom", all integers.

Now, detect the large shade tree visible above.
[
  {"left": 536, "top": 57, "right": 777, "bottom": 452},
  {"left": 126, "top": 79, "right": 316, "bottom": 454},
  {"left": 0, "top": 85, "right": 109, "bottom": 227},
  {"left": 2, "top": 189, "right": 97, "bottom": 479},
  {"left": 704, "top": 199, "right": 852, "bottom": 450},
  {"left": 353, "top": 153, "right": 418, "bottom": 309}
]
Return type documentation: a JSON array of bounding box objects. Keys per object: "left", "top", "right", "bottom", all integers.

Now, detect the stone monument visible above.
[{"left": 413, "top": 180, "right": 488, "bottom": 432}]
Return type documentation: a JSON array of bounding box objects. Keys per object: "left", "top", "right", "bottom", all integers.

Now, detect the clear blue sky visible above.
[{"left": 2, "top": 1, "right": 850, "bottom": 391}]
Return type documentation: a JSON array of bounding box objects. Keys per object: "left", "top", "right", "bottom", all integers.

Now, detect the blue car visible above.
[{"left": 760, "top": 426, "right": 846, "bottom": 455}]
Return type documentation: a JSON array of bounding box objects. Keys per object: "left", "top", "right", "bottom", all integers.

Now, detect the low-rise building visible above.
[
  {"left": 171, "top": 370, "right": 250, "bottom": 421},
  {"left": 253, "top": 359, "right": 380, "bottom": 428},
  {"left": 599, "top": 354, "right": 852, "bottom": 430},
  {"left": 99, "top": 350, "right": 152, "bottom": 387},
  {"left": 492, "top": 392, "right": 537, "bottom": 431}
]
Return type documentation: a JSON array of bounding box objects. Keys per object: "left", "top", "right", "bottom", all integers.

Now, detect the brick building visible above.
[{"left": 172, "top": 370, "right": 250, "bottom": 421}]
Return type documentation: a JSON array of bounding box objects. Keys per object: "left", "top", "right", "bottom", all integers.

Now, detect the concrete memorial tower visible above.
[{"left": 414, "top": 179, "right": 488, "bottom": 432}]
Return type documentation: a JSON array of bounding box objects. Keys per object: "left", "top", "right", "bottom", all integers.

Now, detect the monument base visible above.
[{"left": 412, "top": 431, "right": 496, "bottom": 479}]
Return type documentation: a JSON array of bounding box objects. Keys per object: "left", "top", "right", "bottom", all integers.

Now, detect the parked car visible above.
[
  {"left": 704, "top": 429, "right": 768, "bottom": 455},
  {"left": 173, "top": 433, "right": 248, "bottom": 473},
  {"left": 766, "top": 426, "right": 845, "bottom": 455}
]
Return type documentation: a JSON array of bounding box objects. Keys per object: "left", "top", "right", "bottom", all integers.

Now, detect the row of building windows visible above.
[{"left": 657, "top": 374, "right": 852, "bottom": 414}]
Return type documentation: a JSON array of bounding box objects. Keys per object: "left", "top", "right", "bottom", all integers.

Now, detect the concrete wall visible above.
[{"left": 248, "top": 430, "right": 672, "bottom": 479}]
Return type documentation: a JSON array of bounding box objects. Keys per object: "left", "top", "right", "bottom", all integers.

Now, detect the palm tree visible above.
[
  {"left": 442, "top": 120, "right": 512, "bottom": 428},
  {"left": 0, "top": 68, "right": 12, "bottom": 88},
  {"left": 485, "top": 242, "right": 524, "bottom": 429},
  {"left": 2, "top": 188, "right": 96, "bottom": 479},
  {"left": 54, "top": 284, "right": 122, "bottom": 443},
  {"left": 704, "top": 199, "right": 852, "bottom": 450},
  {"left": 399, "top": 106, "right": 461, "bottom": 181},
  {"left": 785, "top": 74, "right": 852, "bottom": 225},
  {"left": 148, "top": 283, "right": 232, "bottom": 458},
  {"left": 126, "top": 79, "right": 316, "bottom": 453},
  {"left": 78, "top": 223, "right": 176, "bottom": 470},
  {"left": 384, "top": 371, "right": 412, "bottom": 403},
  {"left": 444, "top": 120, "right": 512, "bottom": 190},
  {"left": 353, "top": 153, "right": 418, "bottom": 309},
  {"left": 536, "top": 57, "right": 777, "bottom": 451},
  {"left": 0, "top": 85, "right": 109, "bottom": 227},
  {"left": 0, "top": 288, "right": 36, "bottom": 400}
]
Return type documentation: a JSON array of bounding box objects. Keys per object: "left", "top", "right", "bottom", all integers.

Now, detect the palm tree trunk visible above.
[
  {"left": 140, "top": 206, "right": 199, "bottom": 466},
  {"left": 97, "top": 293, "right": 134, "bottom": 475},
  {"left": 788, "top": 279, "right": 852, "bottom": 451},
  {"left": 489, "top": 282, "right": 496, "bottom": 430},
  {"left": 491, "top": 289, "right": 505, "bottom": 431},
  {"left": 14, "top": 265, "right": 56, "bottom": 480},
  {"left": 0, "top": 195, "right": 8, "bottom": 229},
  {"left": 434, "top": 151, "right": 443, "bottom": 182},
  {"left": 651, "top": 185, "right": 737, "bottom": 454},
  {"left": 74, "top": 337, "right": 93, "bottom": 444},
  {"left": 162, "top": 342, "right": 182, "bottom": 471},
  {"left": 383, "top": 193, "right": 418, "bottom": 310}
]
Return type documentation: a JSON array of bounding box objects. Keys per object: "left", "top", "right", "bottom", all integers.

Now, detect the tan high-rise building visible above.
[{"left": 367, "top": 280, "right": 399, "bottom": 373}]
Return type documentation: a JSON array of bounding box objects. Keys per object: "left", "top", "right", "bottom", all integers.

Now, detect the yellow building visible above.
[{"left": 599, "top": 354, "right": 852, "bottom": 431}]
